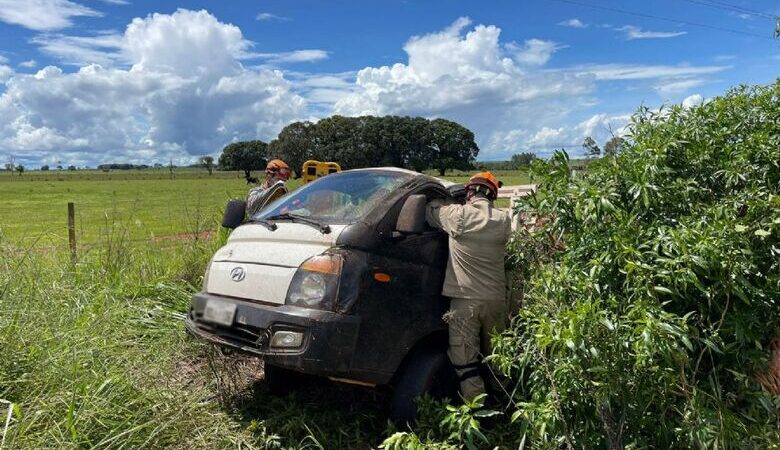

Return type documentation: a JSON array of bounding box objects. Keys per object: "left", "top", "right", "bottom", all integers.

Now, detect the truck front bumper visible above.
[{"left": 186, "top": 292, "right": 360, "bottom": 378}]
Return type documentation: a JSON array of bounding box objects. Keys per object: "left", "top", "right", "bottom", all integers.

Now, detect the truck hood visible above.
[
  {"left": 205, "top": 222, "right": 347, "bottom": 305},
  {"left": 213, "top": 222, "right": 346, "bottom": 267}
]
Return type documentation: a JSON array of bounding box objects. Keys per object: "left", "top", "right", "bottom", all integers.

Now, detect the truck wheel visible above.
[
  {"left": 389, "top": 349, "right": 457, "bottom": 426},
  {"left": 263, "top": 363, "right": 301, "bottom": 395}
]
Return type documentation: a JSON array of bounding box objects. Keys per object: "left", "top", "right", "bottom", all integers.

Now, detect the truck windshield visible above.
[{"left": 253, "top": 170, "right": 414, "bottom": 224}]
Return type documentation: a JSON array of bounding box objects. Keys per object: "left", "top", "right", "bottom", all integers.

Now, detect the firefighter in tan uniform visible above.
[
  {"left": 426, "top": 171, "right": 511, "bottom": 401},
  {"left": 246, "top": 159, "right": 292, "bottom": 216}
]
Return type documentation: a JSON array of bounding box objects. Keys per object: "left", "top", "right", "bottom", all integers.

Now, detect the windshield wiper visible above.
[
  {"left": 265, "top": 213, "right": 331, "bottom": 234},
  {"left": 249, "top": 218, "right": 278, "bottom": 231}
]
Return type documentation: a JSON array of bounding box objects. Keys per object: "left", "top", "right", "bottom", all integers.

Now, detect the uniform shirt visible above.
[
  {"left": 426, "top": 197, "right": 511, "bottom": 301},
  {"left": 246, "top": 180, "right": 287, "bottom": 216}
]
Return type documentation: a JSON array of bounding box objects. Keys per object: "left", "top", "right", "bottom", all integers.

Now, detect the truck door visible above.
[{"left": 350, "top": 187, "right": 450, "bottom": 382}]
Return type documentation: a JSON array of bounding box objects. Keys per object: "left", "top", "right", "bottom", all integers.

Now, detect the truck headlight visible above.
[{"left": 285, "top": 254, "right": 342, "bottom": 310}]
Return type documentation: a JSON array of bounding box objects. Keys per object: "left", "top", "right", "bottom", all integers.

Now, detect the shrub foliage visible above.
[{"left": 491, "top": 81, "right": 780, "bottom": 448}]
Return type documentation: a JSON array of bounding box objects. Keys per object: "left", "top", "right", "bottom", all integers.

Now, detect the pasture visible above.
[
  {"left": 0, "top": 168, "right": 530, "bottom": 245},
  {"left": 0, "top": 166, "right": 530, "bottom": 449}
]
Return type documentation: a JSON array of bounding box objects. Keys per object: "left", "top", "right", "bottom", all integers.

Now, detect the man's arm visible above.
[{"left": 426, "top": 201, "right": 464, "bottom": 237}]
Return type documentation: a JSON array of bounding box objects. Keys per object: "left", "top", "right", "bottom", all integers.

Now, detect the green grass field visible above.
[
  {"left": 0, "top": 167, "right": 531, "bottom": 449},
  {"left": 0, "top": 168, "right": 530, "bottom": 245}
]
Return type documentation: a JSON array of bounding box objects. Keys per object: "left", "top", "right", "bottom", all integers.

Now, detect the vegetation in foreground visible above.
[
  {"left": 389, "top": 81, "right": 780, "bottom": 448},
  {"left": 0, "top": 229, "right": 395, "bottom": 449}
]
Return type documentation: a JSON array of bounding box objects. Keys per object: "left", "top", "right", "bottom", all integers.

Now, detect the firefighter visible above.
[
  {"left": 425, "top": 171, "right": 511, "bottom": 401},
  {"left": 246, "top": 159, "right": 292, "bottom": 216}
]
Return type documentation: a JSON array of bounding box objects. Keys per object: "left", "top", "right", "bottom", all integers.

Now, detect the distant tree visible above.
[
  {"left": 153, "top": 163, "right": 163, "bottom": 169},
  {"left": 40, "top": 165, "right": 50, "bottom": 171},
  {"left": 16, "top": 165, "right": 24, "bottom": 176},
  {"left": 428, "top": 118, "right": 479, "bottom": 176},
  {"left": 56, "top": 165, "right": 63, "bottom": 170},
  {"left": 198, "top": 155, "right": 215, "bottom": 175},
  {"left": 5, "top": 163, "right": 14, "bottom": 172},
  {"left": 67, "top": 165, "right": 76, "bottom": 171},
  {"left": 604, "top": 136, "right": 626, "bottom": 157},
  {"left": 268, "top": 121, "right": 315, "bottom": 177},
  {"left": 582, "top": 136, "right": 601, "bottom": 159},
  {"left": 218, "top": 140, "right": 268, "bottom": 179},
  {"left": 511, "top": 152, "right": 537, "bottom": 168}
]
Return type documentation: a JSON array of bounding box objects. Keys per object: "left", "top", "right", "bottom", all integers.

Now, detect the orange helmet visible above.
[
  {"left": 266, "top": 159, "right": 291, "bottom": 181},
  {"left": 465, "top": 171, "right": 502, "bottom": 200}
]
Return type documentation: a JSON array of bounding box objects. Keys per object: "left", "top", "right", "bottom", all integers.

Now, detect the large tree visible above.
[
  {"left": 267, "top": 121, "right": 315, "bottom": 177},
  {"left": 218, "top": 140, "right": 267, "bottom": 179},
  {"left": 266, "top": 115, "right": 479, "bottom": 173},
  {"left": 428, "top": 118, "right": 479, "bottom": 176}
]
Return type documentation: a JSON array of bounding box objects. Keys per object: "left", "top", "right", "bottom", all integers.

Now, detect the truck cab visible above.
[{"left": 186, "top": 168, "right": 460, "bottom": 423}]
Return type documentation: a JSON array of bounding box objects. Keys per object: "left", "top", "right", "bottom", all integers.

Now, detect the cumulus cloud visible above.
[
  {"left": 682, "top": 94, "right": 704, "bottom": 108},
  {"left": 0, "top": 9, "right": 306, "bottom": 166},
  {"left": 0, "top": 0, "right": 100, "bottom": 31},
  {"left": 558, "top": 18, "right": 587, "bottom": 28},
  {"left": 617, "top": 25, "right": 687, "bottom": 40},
  {"left": 334, "top": 17, "right": 592, "bottom": 158},
  {"left": 18, "top": 59, "right": 37, "bottom": 68}
]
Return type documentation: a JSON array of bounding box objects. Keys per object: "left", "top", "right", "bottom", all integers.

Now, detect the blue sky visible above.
[{"left": 0, "top": 0, "right": 777, "bottom": 167}]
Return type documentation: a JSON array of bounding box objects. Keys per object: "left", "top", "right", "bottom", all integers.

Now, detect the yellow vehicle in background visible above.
[{"left": 302, "top": 160, "right": 341, "bottom": 184}]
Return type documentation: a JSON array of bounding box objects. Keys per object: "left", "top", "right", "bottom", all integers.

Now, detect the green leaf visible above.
[
  {"left": 754, "top": 229, "right": 770, "bottom": 237},
  {"left": 734, "top": 224, "right": 748, "bottom": 232},
  {"left": 653, "top": 286, "right": 673, "bottom": 295}
]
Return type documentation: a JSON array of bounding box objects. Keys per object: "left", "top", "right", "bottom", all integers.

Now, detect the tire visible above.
[
  {"left": 389, "top": 348, "right": 457, "bottom": 427},
  {"left": 263, "top": 363, "right": 303, "bottom": 396}
]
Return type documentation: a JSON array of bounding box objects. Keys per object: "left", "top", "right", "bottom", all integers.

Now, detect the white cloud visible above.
[
  {"left": 713, "top": 54, "right": 736, "bottom": 61},
  {"left": 18, "top": 59, "right": 37, "bottom": 68},
  {"left": 571, "top": 63, "right": 729, "bottom": 80},
  {"left": 558, "top": 18, "right": 587, "bottom": 28},
  {"left": 31, "top": 32, "right": 123, "bottom": 66},
  {"left": 251, "top": 49, "right": 329, "bottom": 64},
  {"left": 256, "top": 12, "right": 290, "bottom": 21},
  {"left": 0, "top": 0, "right": 100, "bottom": 31},
  {"left": 682, "top": 94, "right": 704, "bottom": 108},
  {"left": 0, "top": 9, "right": 306, "bottom": 165},
  {"left": 0, "top": 64, "right": 13, "bottom": 82},
  {"left": 334, "top": 17, "right": 593, "bottom": 158},
  {"left": 617, "top": 25, "right": 687, "bottom": 40},
  {"left": 655, "top": 78, "right": 707, "bottom": 95},
  {"left": 509, "top": 39, "right": 564, "bottom": 66}
]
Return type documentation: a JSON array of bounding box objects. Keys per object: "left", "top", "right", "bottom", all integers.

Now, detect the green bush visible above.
[
  {"left": 493, "top": 81, "right": 780, "bottom": 448},
  {"left": 382, "top": 80, "right": 779, "bottom": 449}
]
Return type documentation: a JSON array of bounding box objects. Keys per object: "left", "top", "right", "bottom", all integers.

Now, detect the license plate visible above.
[{"left": 202, "top": 300, "right": 237, "bottom": 326}]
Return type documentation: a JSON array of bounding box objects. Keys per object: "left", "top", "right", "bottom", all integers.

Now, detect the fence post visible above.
[{"left": 67, "top": 202, "right": 77, "bottom": 263}]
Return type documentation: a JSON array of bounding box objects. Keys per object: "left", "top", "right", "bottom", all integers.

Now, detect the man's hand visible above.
[{"left": 428, "top": 198, "right": 447, "bottom": 209}]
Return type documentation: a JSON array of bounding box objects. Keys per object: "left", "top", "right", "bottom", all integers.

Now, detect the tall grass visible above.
[{"left": 0, "top": 216, "right": 390, "bottom": 449}]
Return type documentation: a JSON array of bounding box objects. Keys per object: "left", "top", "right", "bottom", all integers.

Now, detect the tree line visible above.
[{"left": 218, "top": 115, "right": 479, "bottom": 178}]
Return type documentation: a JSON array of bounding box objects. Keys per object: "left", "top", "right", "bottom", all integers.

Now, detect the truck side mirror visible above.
[
  {"left": 222, "top": 200, "right": 246, "bottom": 229},
  {"left": 395, "top": 194, "right": 427, "bottom": 234}
]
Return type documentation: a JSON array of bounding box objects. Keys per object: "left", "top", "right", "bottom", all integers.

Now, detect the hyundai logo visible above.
[{"left": 230, "top": 266, "right": 246, "bottom": 282}]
